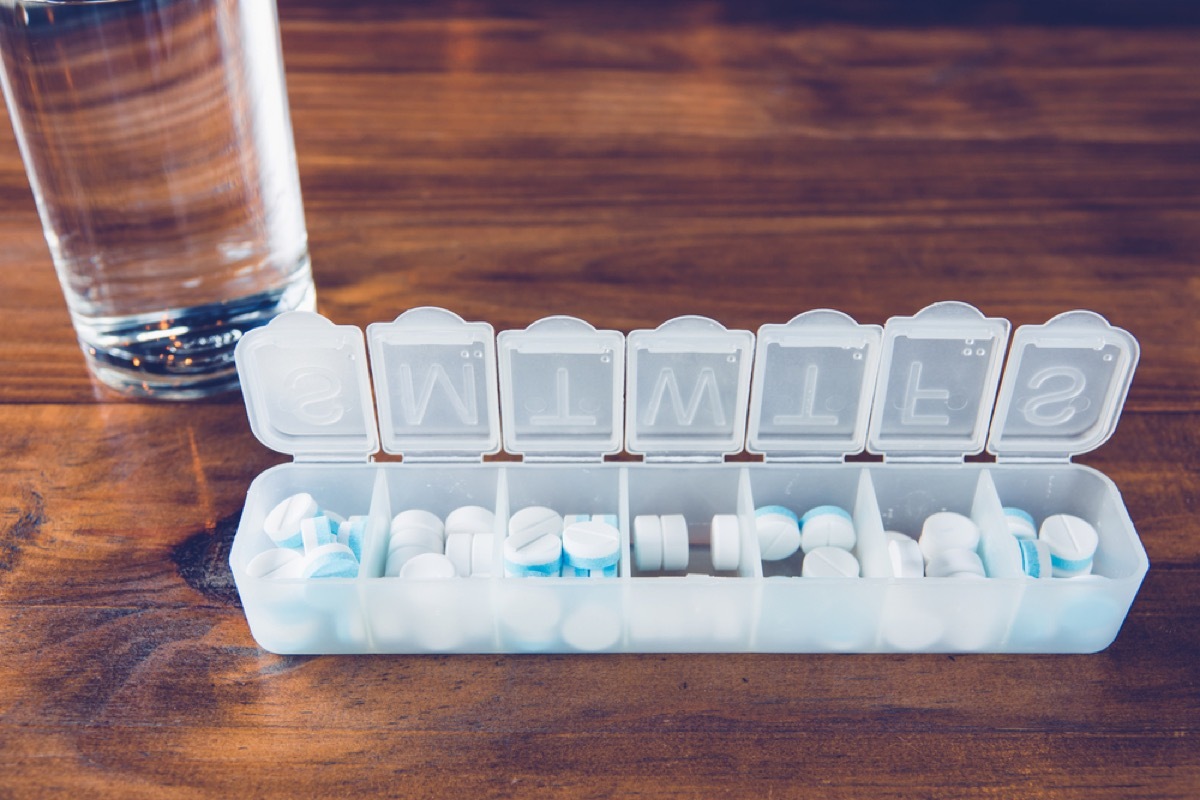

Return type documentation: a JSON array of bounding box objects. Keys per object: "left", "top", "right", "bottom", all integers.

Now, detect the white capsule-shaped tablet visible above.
[
  {"left": 925, "top": 548, "right": 986, "bottom": 579},
  {"left": 1018, "top": 538, "right": 1053, "bottom": 580},
  {"left": 755, "top": 506, "right": 802, "bottom": 561},
  {"left": 633, "top": 515, "right": 663, "bottom": 572},
  {"left": 300, "top": 543, "right": 359, "bottom": 579},
  {"left": 399, "top": 552, "right": 457, "bottom": 579},
  {"left": 263, "top": 493, "right": 320, "bottom": 548},
  {"left": 472, "top": 533, "right": 494, "bottom": 577},
  {"left": 445, "top": 532, "right": 473, "bottom": 578},
  {"left": 562, "top": 520, "right": 620, "bottom": 570},
  {"left": 980, "top": 529, "right": 1024, "bottom": 579},
  {"left": 1039, "top": 514, "right": 1099, "bottom": 578},
  {"left": 886, "top": 531, "right": 924, "bottom": 578},
  {"left": 660, "top": 514, "right": 690, "bottom": 571},
  {"left": 391, "top": 509, "right": 444, "bottom": 542},
  {"left": 800, "top": 505, "right": 856, "bottom": 554},
  {"left": 388, "top": 526, "right": 443, "bottom": 556},
  {"left": 919, "top": 512, "right": 981, "bottom": 562},
  {"left": 507, "top": 506, "right": 563, "bottom": 549},
  {"left": 1003, "top": 507, "right": 1037, "bottom": 540},
  {"left": 710, "top": 515, "right": 741, "bottom": 572},
  {"left": 445, "top": 505, "right": 495, "bottom": 536},
  {"left": 246, "top": 547, "right": 305, "bottom": 579},
  {"left": 802, "top": 546, "right": 860, "bottom": 578}
]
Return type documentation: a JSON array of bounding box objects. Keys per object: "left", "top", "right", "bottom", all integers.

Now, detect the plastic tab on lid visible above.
[
  {"left": 234, "top": 312, "right": 378, "bottom": 460},
  {"left": 366, "top": 308, "right": 500, "bottom": 459},
  {"left": 987, "top": 310, "right": 1139, "bottom": 460},
  {"left": 867, "top": 301, "right": 1010, "bottom": 460},
  {"left": 747, "top": 310, "right": 882, "bottom": 460},
  {"left": 498, "top": 316, "right": 624, "bottom": 459},
  {"left": 625, "top": 316, "right": 754, "bottom": 459}
]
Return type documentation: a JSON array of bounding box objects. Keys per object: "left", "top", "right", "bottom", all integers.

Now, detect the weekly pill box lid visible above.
[
  {"left": 235, "top": 312, "right": 380, "bottom": 460},
  {"left": 986, "top": 310, "right": 1139, "bottom": 461},
  {"left": 497, "top": 316, "right": 624, "bottom": 459},
  {"left": 747, "top": 309, "right": 883, "bottom": 460}
]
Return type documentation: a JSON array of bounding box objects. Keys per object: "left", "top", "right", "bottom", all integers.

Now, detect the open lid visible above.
[
  {"left": 987, "top": 310, "right": 1139, "bottom": 461},
  {"left": 235, "top": 312, "right": 379, "bottom": 461},
  {"left": 747, "top": 310, "right": 883, "bottom": 460},
  {"left": 497, "top": 316, "right": 624, "bottom": 460},
  {"left": 366, "top": 308, "right": 501, "bottom": 460},
  {"left": 625, "top": 316, "right": 754, "bottom": 460},
  {"left": 867, "top": 301, "right": 1010, "bottom": 461}
]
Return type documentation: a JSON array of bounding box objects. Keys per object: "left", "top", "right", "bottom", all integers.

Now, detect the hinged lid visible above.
[
  {"left": 867, "top": 301, "right": 1010, "bottom": 462},
  {"left": 366, "top": 308, "right": 501, "bottom": 461},
  {"left": 497, "top": 316, "right": 625, "bottom": 461},
  {"left": 987, "top": 310, "right": 1139, "bottom": 462},
  {"left": 625, "top": 316, "right": 754, "bottom": 461},
  {"left": 235, "top": 311, "right": 378, "bottom": 462},
  {"left": 747, "top": 310, "right": 882, "bottom": 461}
]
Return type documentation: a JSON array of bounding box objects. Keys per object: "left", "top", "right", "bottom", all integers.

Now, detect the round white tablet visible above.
[
  {"left": 1039, "top": 514, "right": 1099, "bottom": 578},
  {"left": 980, "top": 530, "right": 1023, "bottom": 579},
  {"left": 246, "top": 547, "right": 304, "bottom": 579},
  {"left": 925, "top": 548, "right": 986, "bottom": 579},
  {"left": 1003, "top": 507, "right": 1037, "bottom": 540},
  {"left": 300, "top": 515, "right": 336, "bottom": 553},
  {"left": 399, "top": 552, "right": 458, "bottom": 579},
  {"left": 800, "top": 505, "right": 856, "bottom": 554},
  {"left": 471, "top": 533, "right": 495, "bottom": 577},
  {"left": 385, "top": 544, "right": 432, "bottom": 577},
  {"left": 1018, "top": 538, "right": 1053, "bottom": 580},
  {"left": 264, "top": 492, "right": 320, "bottom": 547},
  {"left": 300, "top": 543, "right": 359, "bottom": 579},
  {"left": 660, "top": 514, "right": 690, "bottom": 571},
  {"left": 755, "top": 507, "right": 802, "bottom": 561},
  {"left": 388, "top": 526, "right": 443, "bottom": 556},
  {"left": 801, "top": 546, "right": 860, "bottom": 578},
  {"left": 504, "top": 532, "right": 563, "bottom": 577},
  {"left": 886, "top": 531, "right": 924, "bottom": 578},
  {"left": 919, "top": 512, "right": 981, "bottom": 561},
  {"left": 391, "top": 509, "right": 444, "bottom": 541},
  {"left": 710, "top": 514, "right": 741, "bottom": 572},
  {"left": 445, "top": 532, "right": 473, "bottom": 577},
  {"left": 563, "top": 520, "right": 620, "bottom": 569},
  {"left": 633, "top": 515, "right": 663, "bottom": 572},
  {"left": 508, "top": 506, "right": 564, "bottom": 549},
  {"left": 445, "top": 505, "right": 495, "bottom": 536}
]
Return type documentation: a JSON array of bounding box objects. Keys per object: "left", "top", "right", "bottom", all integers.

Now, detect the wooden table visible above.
[{"left": 2, "top": 1, "right": 1197, "bottom": 796}]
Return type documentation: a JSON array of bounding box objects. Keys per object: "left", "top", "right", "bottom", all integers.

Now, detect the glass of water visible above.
[{"left": 0, "top": 0, "right": 315, "bottom": 398}]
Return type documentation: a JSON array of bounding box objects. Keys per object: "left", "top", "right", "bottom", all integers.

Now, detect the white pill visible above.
[
  {"left": 385, "top": 544, "right": 432, "bottom": 576},
  {"left": 508, "top": 506, "right": 564, "bottom": 549},
  {"left": 263, "top": 493, "right": 319, "bottom": 547},
  {"left": 919, "top": 512, "right": 981, "bottom": 561},
  {"left": 388, "top": 526, "right": 443, "bottom": 556},
  {"left": 1003, "top": 507, "right": 1037, "bottom": 540},
  {"left": 1018, "top": 538, "right": 1053, "bottom": 580},
  {"left": 300, "top": 515, "right": 337, "bottom": 554},
  {"left": 886, "top": 531, "right": 924, "bottom": 578},
  {"left": 391, "top": 509, "right": 444, "bottom": 541},
  {"left": 563, "top": 520, "right": 619, "bottom": 558},
  {"left": 1039, "top": 514, "right": 1099, "bottom": 578},
  {"left": 980, "top": 530, "right": 1023, "bottom": 579},
  {"left": 800, "top": 505, "right": 856, "bottom": 554},
  {"left": 471, "top": 533, "right": 495, "bottom": 577},
  {"left": 755, "top": 506, "right": 802, "bottom": 561},
  {"left": 300, "top": 543, "right": 359, "bottom": 579},
  {"left": 710, "top": 515, "right": 741, "bottom": 572},
  {"left": 504, "top": 532, "right": 563, "bottom": 577},
  {"left": 445, "top": 505, "right": 495, "bottom": 536},
  {"left": 399, "top": 552, "right": 458, "bottom": 579},
  {"left": 925, "top": 548, "right": 986, "bottom": 578},
  {"left": 633, "top": 515, "right": 663, "bottom": 572},
  {"left": 445, "top": 532, "right": 473, "bottom": 577},
  {"left": 246, "top": 547, "right": 305, "bottom": 579},
  {"left": 660, "top": 514, "right": 690, "bottom": 571},
  {"left": 802, "top": 546, "right": 860, "bottom": 578},
  {"left": 337, "top": 516, "right": 368, "bottom": 561}
]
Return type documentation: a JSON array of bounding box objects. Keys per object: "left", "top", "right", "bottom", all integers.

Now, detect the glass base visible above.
[{"left": 76, "top": 274, "right": 316, "bottom": 400}]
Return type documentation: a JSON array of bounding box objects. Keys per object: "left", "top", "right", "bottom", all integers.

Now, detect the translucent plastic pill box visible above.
[{"left": 229, "top": 302, "right": 1146, "bottom": 654}]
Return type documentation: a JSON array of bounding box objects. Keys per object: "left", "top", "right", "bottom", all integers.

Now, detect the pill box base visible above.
[{"left": 230, "top": 461, "right": 1147, "bottom": 655}]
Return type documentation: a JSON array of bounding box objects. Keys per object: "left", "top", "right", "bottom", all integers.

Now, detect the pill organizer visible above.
[{"left": 229, "top": 302, "right": 1146, "bottom": 654}]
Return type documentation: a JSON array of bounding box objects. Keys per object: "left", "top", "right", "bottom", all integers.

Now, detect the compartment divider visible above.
[
  {"left": 736, "top": 467, "right": 764, "bottom": 579},
  {"left": 357, "top": 466, "right": 392, "bottom": 652},
  {"left": 974, "top": 468, "right": 1026, "bottom": 647},
  {"left": 853, "top": 468, "right": 889, "bottom": 579}
]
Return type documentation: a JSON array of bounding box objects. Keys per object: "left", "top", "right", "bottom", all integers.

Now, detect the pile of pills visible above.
[
  {"left": 505, "top": 507, "right": 620, "bottom": 578},
  {"left": 752, "top": 504, "right": 860, "bottom": 578},
  {"left": 387, "top": 506, "right": 493, "bottom": 578},
  {"left": 247, "top": 493, "right": 363, "bottom": 580}
]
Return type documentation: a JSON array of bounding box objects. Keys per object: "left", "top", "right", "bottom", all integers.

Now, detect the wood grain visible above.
[{"left": 0, "top": 1, "right": 1197, "bottom": 798}]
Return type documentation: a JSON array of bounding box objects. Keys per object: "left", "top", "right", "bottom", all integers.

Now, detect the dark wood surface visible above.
[{"left": 2, "top": 2, "right": 1198, "bottom": 797}]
